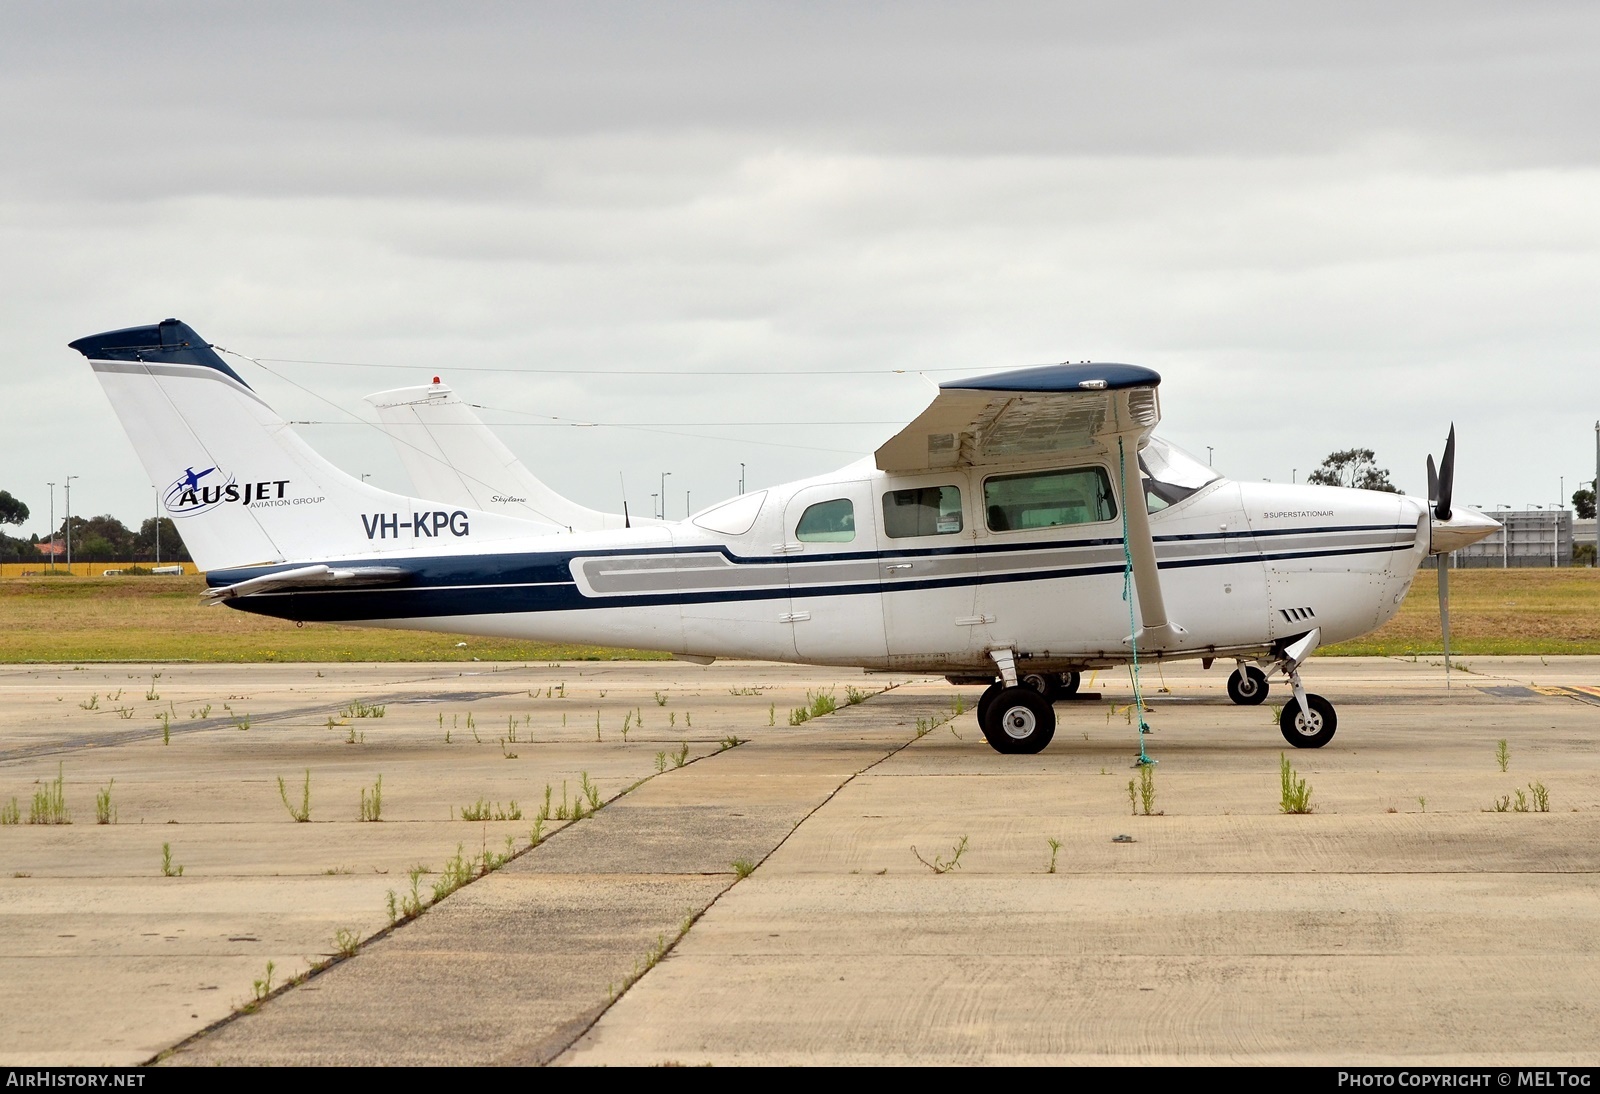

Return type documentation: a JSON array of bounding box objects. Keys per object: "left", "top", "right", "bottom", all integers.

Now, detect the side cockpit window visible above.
[
  {"left": 984, "top": 467, "right": 1116, "bottom": 531},
  {"left": 882, "top": 486, "right": 963, "bottom": 538},
  {"left": 795, "top": 498, "right": 855, "bottom": 542}
]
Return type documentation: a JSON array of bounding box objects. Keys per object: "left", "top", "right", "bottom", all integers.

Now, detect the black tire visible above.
[
  {"left": 1058, "top": 671, "right": 1081, "bottom": 696},
  {"left": 1279, "top": 693, "right": 1337, "bottom": 748},
  {"left": 976, "top": 681, "right": 1004, "bottom": 726},
  {"left": 1021, "top": 671, "right": 1059, "bottom": 701},
  {"left": 1227, "top": 665, "right": 1269, "bottom": 706},
  {"left": 979, "top": 686, "right": 1056, "bottom": 755}
]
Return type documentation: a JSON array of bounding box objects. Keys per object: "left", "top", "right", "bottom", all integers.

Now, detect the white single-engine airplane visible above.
[{"left": 71, "top": 319, "right": 1499, "bottom": 754}]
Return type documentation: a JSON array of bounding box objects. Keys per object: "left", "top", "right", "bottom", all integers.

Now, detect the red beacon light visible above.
[{"left": 432, "top": 376, "right": 441, "bottom": 384}]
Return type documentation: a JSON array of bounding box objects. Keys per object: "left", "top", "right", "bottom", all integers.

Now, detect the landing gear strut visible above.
[{"left": 1021, "top": 670, "right": 1082, "bottom": 702}]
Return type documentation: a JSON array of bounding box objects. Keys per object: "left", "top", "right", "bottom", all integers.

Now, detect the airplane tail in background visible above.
[
  {"left": 366, "top": 381, "right": 648, "bottom": 532},
  {"left": 69, "top": 319, "right": 547, "bottom": 572}
]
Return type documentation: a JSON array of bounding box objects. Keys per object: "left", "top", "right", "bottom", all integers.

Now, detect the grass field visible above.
[
  {"left": 1, "top": 568, "right": 1596, "bottom": 663},
  {"left": 0, "top": 574, "right": 666, "bottom": 663}
]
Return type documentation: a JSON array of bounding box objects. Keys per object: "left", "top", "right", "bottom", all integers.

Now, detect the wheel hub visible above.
[
  {"left": 1293, "top": 710, "right": 1323, "bottom": 735},
  {"left": 1001, "top": 705, "right": 1037, "bottom": 739}
]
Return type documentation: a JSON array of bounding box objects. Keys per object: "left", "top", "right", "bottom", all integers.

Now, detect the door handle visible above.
[{"left": 884, "top": 563, "right": 913, "bottom": 572}]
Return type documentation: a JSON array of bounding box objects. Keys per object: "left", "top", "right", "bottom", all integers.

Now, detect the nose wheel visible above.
[
  {"left": 1280, "top": 693, "right": 1337, "bottom": 748},
  {"left": 1227, "top": 664, "right": 1269, "bottom": 705}
]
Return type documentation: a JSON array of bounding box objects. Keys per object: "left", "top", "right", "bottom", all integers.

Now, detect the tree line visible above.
[{"left": 0, "top": 491, "right": 190, "bottom": 564}]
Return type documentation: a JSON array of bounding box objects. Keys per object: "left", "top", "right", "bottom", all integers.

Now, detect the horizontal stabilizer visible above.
[{"left": 200, "top": 564, "right": 410, "bottom": 604}]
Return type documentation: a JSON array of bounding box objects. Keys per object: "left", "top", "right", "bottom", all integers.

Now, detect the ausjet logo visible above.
[{"left": 164, "top": 466, "right": 292, "bottom": 518}]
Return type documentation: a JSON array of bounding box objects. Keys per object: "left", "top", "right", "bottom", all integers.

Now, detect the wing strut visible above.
[{"left": 1111, "top": 426, "right": 1185, "bottom": 651}]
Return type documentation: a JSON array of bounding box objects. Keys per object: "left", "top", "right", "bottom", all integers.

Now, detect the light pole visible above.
[
  {"left": 46, "top": 482, "right": 55, "bottom": 574},
  {"left": 685, "top": 490, "right": 690, "bottom": 516},
  {"left": 739, "top": 463, "right": 746, "bottom": 495},
  {"left": 650, "top": 493, "right": 658, "bottom": 520},
  {"left": 64, "top": 475, "right": 77, "bottom": 572},
  {"left": 152, "top": 485, "right": 160, "bottom": 565},
  {"left": 660, "top": 472, "right": 671, "bottom": 520},
  {"left": 1206, "top": 446, "right": 1213, "bottom": 467}
]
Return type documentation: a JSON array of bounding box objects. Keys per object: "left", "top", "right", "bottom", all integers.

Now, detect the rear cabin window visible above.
[
  {"left": 984, "top": 467, "right": 1116, "bottom": 531},
  {"left": 795, "top": 498, "right": 856, "bottom": 542},
  {"left": 882, "top": 486, "right": 963, "bottom": 538}
]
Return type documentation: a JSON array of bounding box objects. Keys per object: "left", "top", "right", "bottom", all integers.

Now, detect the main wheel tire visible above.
[
  {"left": 1058, "top": 671, "right": 1081, "bottom": 696},
  {"left": 1280, "top": 693, "right": 1337, "bottom": 748},
  {"left": 1021, "top": 671, "right": 1059, "bottom": 701},
  {"left": 976, "top": 682, "right": 1004, "bottom": 726},
  {"left": 979, "top": 686, "right": 1056, "bottom": 754},
  {"left": 1227, "top": 665, "right": 1269, "bottom": 706}
]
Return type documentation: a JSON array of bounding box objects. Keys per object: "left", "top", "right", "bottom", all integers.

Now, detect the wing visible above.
[
  {"left": 874, "top": 363, "right": 1162, "bottom": 473},
  {"left": 877, "top": 362, "right": 1183, "bottom": 649}
]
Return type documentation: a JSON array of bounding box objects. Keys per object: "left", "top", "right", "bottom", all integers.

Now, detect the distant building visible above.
[
  {"left": 1446, "top": 509, "right": 1573, "bottom": 568},
  {"left": 34, "top": 539, "right": 63, "bottom": 558}
]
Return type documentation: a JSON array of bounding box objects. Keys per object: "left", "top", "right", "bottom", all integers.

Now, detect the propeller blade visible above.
[
  {"left": 1435, "top": 425, "right": 1456, "bottom": 521},
  {"left": 1427, "top": 454, "right": 1438, "bottom": 509},
  {"left": 1439, "top": 554, "right": 1452, "bottom": 691}
]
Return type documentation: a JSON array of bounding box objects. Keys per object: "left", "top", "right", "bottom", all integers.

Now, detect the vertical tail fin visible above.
[
  {"left": 365, "top": 381, "right": 651, "bottom": 531},
  {"left": 70, "top": 319, "right": 542, "bottom": 571}
]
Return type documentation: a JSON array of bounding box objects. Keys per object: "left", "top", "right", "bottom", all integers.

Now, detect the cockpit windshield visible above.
[{"left": 1139, "top": 436, "right": 1220, "bottom": 512}]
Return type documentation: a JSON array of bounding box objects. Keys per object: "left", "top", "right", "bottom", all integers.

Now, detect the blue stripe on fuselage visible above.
[{"left": 213, "top": 523, "right": 1417, "bottom": 624}]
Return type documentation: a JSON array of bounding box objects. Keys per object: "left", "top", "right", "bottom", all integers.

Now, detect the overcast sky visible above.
[{"left": 3, "top": 1, "right": 1598, "bottom": 537}]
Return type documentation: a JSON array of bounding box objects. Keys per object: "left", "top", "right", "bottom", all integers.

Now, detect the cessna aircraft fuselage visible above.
[{"left": 205, "top": 455, "right": 1425, "bottom": 676}]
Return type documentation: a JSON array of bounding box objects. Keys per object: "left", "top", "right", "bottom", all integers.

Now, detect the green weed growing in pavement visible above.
[
  {"left": 845, "top": 685, "right": 868, "bottom": 706},
  {"left": 554, "top": 781, "right": 571, "bottom": 820},
  {"left": 334, "top": 928, "right": 360, "bottom": 958},
  {"left": 0, "top": 799, "right": 18, "bottom": 825},
  {"left": 345, "top": 725, "right": 365, "bottom": 745},
  {"left": 341, "top": 699, "right": 385, "bottom": 719},
  {"left": 1496, "top": 739, "right": 1511, "bottom": 773},
  {"left": 655, "top": 691, "right": 668, "bottom": 707},
  {"left": 1492, "top": 794, "right": 1511, "bottom": 812},
  {"left": 359, "top": 775, "right": 383, "bottom": 822},
  {"left": 400, "top": 867, "right": 426, "bottom": 918},
  {"left": 385, "top": 890, "right": 399, "bottom": 926},
  {"left": 95, "top": 779, "right": 116, "bottom": 825},
  {"left": 1126, "top": 778, "right": 1137, "bottom": 816},
  {"left": 1138, "top": 764, "right": 1158, "bottom": 816},
  {"left": 528, "top": 815, "right": 545, "bottom": 846},
  {"left": 460, "top": 798, "right": 521, "bottom": 822},
  {"left": 1279, "top": 754, "right": 1313, "bottom": 814},
  {"left": 582, "top": 771, "right": 601, "bottom": 810},
  {"left": 29, "top": 764, "right": 69, "bottom": 825},
  {"left": 719, "top": 735, "right": 743, "bottom": 750},
  {"left": 673, "top": 742, "right": 690, "bottom": 768},
  {"left": 277, "top": 770, "right": 311, "bottom": 822},
  {"left": 1047, "top": 838, "right": 1062, "bottom": 874},
  {"left": 538, "top": 784, "right": 553, "bottom": 824},
  {"left": 1514, "top": 788, "right": 1528, "bottom": 812},
  {"left": 145, "top": 674, "right": 161, "bottom": 701},
  {"left": 1530, "top": 781, "right": 1550, "bottom": 812},
  {"left": 78, "top": 694, "right": 98, "bottom": 711},
  {"left": 432, "top": 845, "right": 475, "bottom": 902},
  {"left": 158, "top": 711, "right": 171, "bottom": 744},
  {"left": 116, "top": 706, "right": 134, "bottom": 720},
  {"left": 654, "top": 751, "right": 667, "bottom": 774},
  {"left": 252, "top": 961, "right": 275, "bottom": 1002},
  {"left": 620, "top": 710, "right": 630, "bottom": 742},
  {"left": 732, "top": 859, "right": 755, "bottom": 879},
  {"left": 1417, "top": 796, "right": 1428, "bottom": 813},
  {"left": 912, "top": 835, "right": 968, "bottom": 875},
  {"left": 161, "top": 842, "right": 183, "bottom": 877},
  {"left": 768, "top": 703, "right": 775, "bottom": 726}
]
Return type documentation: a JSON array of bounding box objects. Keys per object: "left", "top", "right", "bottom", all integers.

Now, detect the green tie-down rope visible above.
[{"left": 1118, "top": 436, "right": 1154, "bottom": 767}]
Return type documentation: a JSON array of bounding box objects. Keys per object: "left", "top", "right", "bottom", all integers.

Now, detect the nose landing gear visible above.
[{"left": 1273, "top": 629, "right": 1336, "bottom": 749}]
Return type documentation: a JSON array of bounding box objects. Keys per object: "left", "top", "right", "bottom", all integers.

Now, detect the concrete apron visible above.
[{"left": 162, "top": 692, "right": 938, "bottom": 1066}]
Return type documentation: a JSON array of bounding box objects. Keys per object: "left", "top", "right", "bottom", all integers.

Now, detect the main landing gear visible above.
[
  {"left": 1020, "top": 670, "right": 1081, "bottom": 702},
  {"left": 977, "top": 683, "right": 1055, "bottom": 754}
]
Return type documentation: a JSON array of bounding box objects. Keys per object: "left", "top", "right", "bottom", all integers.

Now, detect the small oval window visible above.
[{"left": 795, "top": 498, "right": 855, "bottom": 542}]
